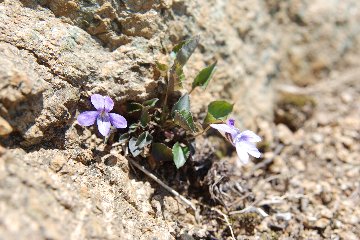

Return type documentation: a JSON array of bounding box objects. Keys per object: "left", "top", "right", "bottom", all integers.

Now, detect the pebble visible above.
[
  {"left": 319, "top": 207, "right": 333, "bottom": 219},
  {"left": 314, "top": 218, "right": 330, "bottom": 229},
  {"left": 311, "top": 133, "right": 324, "bottom": 143},
  {"left": 49, "top": 153, "right": 67, "bottom": 172},
  {"left": 275, "top": 212, "right": 292, "bottom": 221},
  {"left": 293, "top": 159, "right": 306, "bottom": 171},
  {"left": 338, "top": 231, "right": 358, "bottom": 240},
  {"left": 0, "top": 116, "right": 13, "bottom": 136},
  {"left": 276, "top": 124, "right": 293, "bottom": 145},
  {"left": 340, "top": 92, "right": 353, "bottom": 103},
  {"left": 269, "top": 156, "right": 286, "bottom": 173}
]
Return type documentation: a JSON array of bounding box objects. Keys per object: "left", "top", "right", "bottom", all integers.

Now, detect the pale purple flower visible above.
[
  {"left": 210, "top": 119, "right": 261, "bottom": 165},
  {"left": 77, "top": 94, "right": 127, "bottom": 136}
]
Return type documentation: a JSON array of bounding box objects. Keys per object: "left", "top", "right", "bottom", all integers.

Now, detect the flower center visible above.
[
  {"left": 225, "top": 132, "right": 234, "bottom": 144},
  {"left": 100, "top": 109, "right": 107, "bottom": 118}
]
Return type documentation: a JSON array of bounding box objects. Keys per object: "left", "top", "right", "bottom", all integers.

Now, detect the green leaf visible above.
[
  {"left": 129, "top": 137, "right": 142, "bottom": 157},
  {"left": 174, "top": 110, "right": 197, "bottom": 132},
  {"left": 173, "top": 36, "right": 200, "bottom": 67},
  {"left": 136, "top": 131, "right": 153, "bottom": 149},
  {"left": 192, "top": 61, "right": 217, "bottom": 90},
  {"left": 118, "top": 133, "right": 130, "bottom": 144},
  {"left": 155, "top": 61, "right": 168, "bottom": 72},
  {"left": 140, "top": 107, "right": 150, "bottom": 127},
  {"left": 172, "top": 142, "right": 189, "bottom": 169},
  {"left": 129, "top": 132, "right": 153, "bottom": 157},
  {"left": 204, "top": 100, "right": 233, "bottom": 124},
  {"left": 143, "top": 98, "right": 159, "bottom": 107},
  {"left": 127, "top": 102, "right": 143, "bottom": 113},
  {"left": 171, "top": 93, "right": 190, "bottom": 116},
  {"left": 173, "top": 64, "right": 185, "bottom": 91},
  {"left": 151, "top": 143, "right": 173, "bottom": 162},
  {"left": 168, "top": 36, "right": 199, "bottom": 93},
  {"left": 171, "top": 40, "right": 187, "bottom": 55}
]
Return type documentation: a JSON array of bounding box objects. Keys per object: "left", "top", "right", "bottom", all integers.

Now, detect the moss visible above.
[
  {"left": 275, "top": 93, "right": 316, "bottom": 131},
  {"left": 279, "top": 93, "right": 316, "bottom": 108}
]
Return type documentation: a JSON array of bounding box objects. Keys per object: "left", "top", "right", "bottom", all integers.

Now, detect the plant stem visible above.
[
  {"left": 188, "top": 87, "right": 195, "bottom": 95},
  {"left": 188, "top": 120, "right": 225, "bottom": 140},
  {"left": 127, "top": 157, "right": 196, "bottom": 211},
  {"left": 193, "top": 125, "right": 211, "bottom": 138},
  {"left": 211, "top": 208, "right": 236, "bottom": 240},
  {"left": 160, "top": 70, "right": 171, "bottom": 124}
]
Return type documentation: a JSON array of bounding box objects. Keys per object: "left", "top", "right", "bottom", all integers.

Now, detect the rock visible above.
[
  {"left": 338, "top": 231, "right": 358, "bottom": 240},
  {"left": 0, "top": 116, "right": 12, "bottom": 135},
  {"left": 314, "top": 218, "right": 330, "bottom": 229},
  {"left": 49, "top": 153, "right": 67, "bottom": 172},
  {"left": 311, "top": 133, "right": 324, "bottom": 143},
  {"left": 0, "top": 149, "right": 174, "bottom": 239},
  {"left": 276, "top": 124, "right": 293, "bottom": 145}
]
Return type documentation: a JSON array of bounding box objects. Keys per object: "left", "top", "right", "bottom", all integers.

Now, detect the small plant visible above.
[
  {"left": 121, "top": 36, "right": 236, "bottom": 169},
  {"left": 77, "top": 36, "right": 261, "bottom": 169}
]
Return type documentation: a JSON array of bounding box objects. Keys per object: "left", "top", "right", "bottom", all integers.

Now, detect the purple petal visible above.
[
  {"left": 109, "top": 113, "right": 127, "bottom": 128},
  {"left": 210, "top": 124, "right": 238, "bottom": 136},
  {"left": 97, "top": 115, "right": 111, "bottom": 136},
  {"left": 91, "top": 94, "right": 105, "bottom": 111},
  {"left": 239, "top": 130, "right": 262, "bottom": 142},
  {"left": 235, "top": 142, "right": 250, "bottom": 164},
  {"left": 77, "top": 111, "right": 98, "bottom": 126},
  {"left": 227, "top": 118, "right": 235, "bottom": 126},
  {"left": 104, "top": 96, "right": 114, "bottom": 112}
]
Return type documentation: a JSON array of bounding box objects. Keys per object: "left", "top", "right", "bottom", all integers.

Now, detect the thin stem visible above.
[
  {"left": 127, "top": 157, "right": 196, "bottom": 211},
  {"left": 211, "top": 208, "right": 236, "bottom": 240},
  {"left": 188, "top": 87, "right": 195, "bottom": 95},
  {"left": 193, "top": 125, "right": 211, "bottom": 138},
  {"left": 160, "top": 71, "right": 171, "bottom": 124},
  {"left": 188, "top": 120, "right": 225, "bottom": 140}
]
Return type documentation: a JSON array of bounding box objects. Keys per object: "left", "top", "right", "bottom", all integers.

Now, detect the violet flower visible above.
[
  {"left": 77, "top": 94, "right": 127, "bottom": 136},
  {"left": 210, "top": 119, "right": 261, "bottom": 165}
]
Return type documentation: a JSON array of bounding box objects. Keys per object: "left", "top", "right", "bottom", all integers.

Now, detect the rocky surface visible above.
[{"left": 1, "top": 0, "right": 360, "bottom": 239}]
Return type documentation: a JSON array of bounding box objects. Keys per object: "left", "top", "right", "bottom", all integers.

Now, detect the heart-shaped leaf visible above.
[
  {"left": 151, "top": 143, "right": 173, "bottom": 162},
  {"left": 129, "top": 132, "right": 153, "bottom": 157},
  {"left": 129, "top": 137, "right": 142, "bottom": 157},
  {"left": 174, "top": 109, "right": 197, "bottom": 132},
  {"left": 172, "top": 142, "right": 190, "bottom": 169},
  {"left": 204, "top": 100, "right": 233, "bottom": 124},
  {"left": 171, "top": 93, "right": 190, "bottom": 116},
  {"left": 140, "top": 107, "right": 150, "bottom": 127},
  {"left": 192, "top": 61, "right": 217, "bottom": 91},
  {"left": 136, "top": 131, "right": 153, "bottom": 149}
]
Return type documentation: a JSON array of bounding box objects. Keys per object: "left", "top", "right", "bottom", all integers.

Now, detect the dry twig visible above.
[
  {"left": 229, "top": 206, "right": 268, "bottom": 218},
  {"left": 126, "top": 157, "right": 197, "bottom": 211},
  {"left": 211, "top": 208, "right": 236, "bottom": 240}
]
